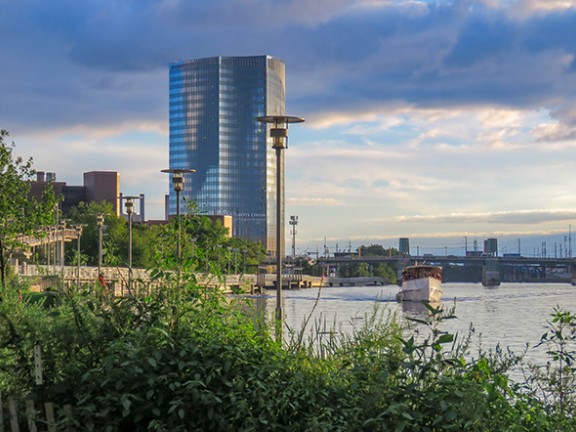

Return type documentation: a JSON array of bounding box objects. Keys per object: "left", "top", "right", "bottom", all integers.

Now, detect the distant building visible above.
[
  {"left": 30, "top": 171, "right": 121, "bottom": 216},
  {"left": 399, "top": 238, "right": 410, "bottom": 256},
  {"left": 209, "top": 215, "right": 233, "bottom": 238},
  {"left": 84, "top": 171, "right": 120, "bottom": 215},
  {"left": 484, "top": 238, "right": 498, "bottom": 257},
  {"left": 168, "top": 55, "right": 286, "bottom": 255}
]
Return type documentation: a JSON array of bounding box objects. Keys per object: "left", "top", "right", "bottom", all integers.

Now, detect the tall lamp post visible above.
[
  {"left": 74, "top": 224, "right": 83, "bottom": 290},
  {"left": 290, "top": 215, "right": 298, "bottom": 262},
  {"left": 96, "top": 213, "right": 105, "bottom": 275},
  {"left": 256, "top": 115, "right": 304, "bottom": 341},
  {"left": 161, "top": 169, "right": 196, "bottom": 280},
  {"left": 59, "top": 220, "right": 67, "bottom": 276},
  {"left": 122, "top": 196, "right": 141, "bottom": 295}
]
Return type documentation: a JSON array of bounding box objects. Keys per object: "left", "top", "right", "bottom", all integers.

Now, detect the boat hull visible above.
[{"left": 398, "top": 276, "right": 443, "bottom": 302}]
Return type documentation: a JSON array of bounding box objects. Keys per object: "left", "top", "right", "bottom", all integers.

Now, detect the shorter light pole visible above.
[
  {"left": 227, "top": 247, "right": 233, "bottom": 274},
  {"left": 96, "top": 213, "right": 105, "bottom": 275},
  {"left": 290, "top": 215, "right": 298, "bottom": 263},
  {"left": 74, "top": 224, "right": 83, "bottom": 290},
  {"left": 59, "top": 220, "right": 67, "bottom": 275},
  {"left": 161, "top": 169, "right": 196, "bottom": 280},
  {"left": 122, "top": 196, "right": 141, "bottom": 295}
]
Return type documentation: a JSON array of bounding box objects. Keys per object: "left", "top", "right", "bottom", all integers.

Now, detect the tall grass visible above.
[{"left": 0, "top": 280, "right": 575, "bottom": 431}]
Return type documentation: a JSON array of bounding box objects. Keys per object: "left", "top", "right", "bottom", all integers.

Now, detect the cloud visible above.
[
  {"left": 387, "top": 209, "right": 576, "bottom": 225},
  {"left": 287, "top": 197, "right": 343, "bottom": 206},
  {"left": 443, "top": 13, "right": 516, "bottom": 69},
  {"left": 532, "top": 122, "right": 576, "bottom": 142},
  {"left": 3, "top": 0, "right": 576, "bottom": 133},
  {"left": 3, "top": 0, "right": 576, "bottom": 240}
]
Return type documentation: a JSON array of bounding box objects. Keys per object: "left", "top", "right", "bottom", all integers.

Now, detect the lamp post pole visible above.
[
  {"left": 59, "top": 220, "right": 67, "bottom": 276},
  {"left": 161, "top": 169, "right": 196, "bottom": 282},
  {"left": 227, "top": 247, "right": 232, "bottom": 274},
  {"left": 256, "top": 115, "right": 304, "bottom": 342},
  {"left": 96, "top": 213, "right": 105, "bottom": 275},
  {"left": 75, "top": 225, "right": 83, "bottom": 290},
  {"left": 122, "top": 196, "right": 141, "bottom": 295},
  {"left": 126, "top": 198, "right": 134, "bottom": 294},
  {"left": 290, "top": 215, "right": 298, "bottom": 263}
]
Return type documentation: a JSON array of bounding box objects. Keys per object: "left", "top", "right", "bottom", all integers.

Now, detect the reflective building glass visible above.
[{"left": 168, "top": 56, "right": 286, "bottom": 254}]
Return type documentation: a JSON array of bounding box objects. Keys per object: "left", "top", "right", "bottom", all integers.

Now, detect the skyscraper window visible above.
[{"left": 168, "top": 56, "right": 286, "bottom": 254}]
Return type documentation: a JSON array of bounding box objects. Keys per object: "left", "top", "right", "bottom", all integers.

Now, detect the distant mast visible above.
[{"left": 570, "top": 225, "right": 572, "bottom": 258}]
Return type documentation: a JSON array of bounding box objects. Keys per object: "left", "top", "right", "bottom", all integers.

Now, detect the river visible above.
[{"left": 256, "top": 282, "right": 576, "bottom": 367}]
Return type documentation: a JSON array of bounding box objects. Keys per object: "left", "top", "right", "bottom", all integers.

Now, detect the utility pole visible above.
[{"left": 289, "top": 215, "right": 298, "bottom": 262}]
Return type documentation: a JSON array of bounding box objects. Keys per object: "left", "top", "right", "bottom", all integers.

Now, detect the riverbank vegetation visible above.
[
  {"left": 57, "top": 200, "right": 267, "bottom": 274},
  {"left": 1, "top": 278, "right": 575, "bottom": 430}
]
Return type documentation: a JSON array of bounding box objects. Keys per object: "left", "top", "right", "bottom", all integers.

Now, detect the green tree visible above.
[
  {"left": 221, "top": 236, "right": 267, "bottom": 275},
  {"left": 176, "top": 202, "right": 266, "bottom": 275},
  {"left": 0, "top": 130, "right": 57, "bottom": 293},
  {"left": 339, "top": 262, "right": 371, "bottom": 277},
  {"left": 358, "top": 243, "right": 399, "bottom": 256},
  {"left": 66, "top": 201, "right": 128, "bottom": 266},
  {"left": 372, "top": 262, "right": 397, "bottom": 284}
]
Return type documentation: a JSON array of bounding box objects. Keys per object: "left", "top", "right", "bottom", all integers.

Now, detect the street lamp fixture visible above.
[
  {"left": 122, "top": 196, "right": 141, "bottom": 295},
  {"left": 256, "top": 114, "right": 304, "bottom": 342},
  {"left": 161, "top": 168, "right": 196, "bottom": 282}
]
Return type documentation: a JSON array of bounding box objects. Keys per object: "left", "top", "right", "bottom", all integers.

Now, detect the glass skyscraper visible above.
[{"left": 168, "top": 56, "right": 286, "bottom": 255}]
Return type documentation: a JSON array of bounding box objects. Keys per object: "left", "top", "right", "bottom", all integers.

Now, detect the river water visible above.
[{"left": 257, "top": 283, "right": 576, "bottom": 366}]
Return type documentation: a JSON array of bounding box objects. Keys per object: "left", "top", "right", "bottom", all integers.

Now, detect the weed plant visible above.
[{"left": 0, "top": 279, "right": 575, "bottom": 431}]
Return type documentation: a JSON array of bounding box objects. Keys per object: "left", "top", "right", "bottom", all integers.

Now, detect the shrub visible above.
[{"left": 1, "top": 287, "right": 575, "bottom": 431}]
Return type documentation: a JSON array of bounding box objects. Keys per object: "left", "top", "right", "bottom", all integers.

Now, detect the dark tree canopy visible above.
[{"left": 0, "top": 130, "right": 57, "bottom": 293}]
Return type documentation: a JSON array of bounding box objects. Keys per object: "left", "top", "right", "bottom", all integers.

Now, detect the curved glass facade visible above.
[{"left": 168, "top": 56, "right": 286, "bottom": 254}]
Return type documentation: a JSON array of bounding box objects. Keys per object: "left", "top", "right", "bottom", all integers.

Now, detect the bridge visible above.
[
  {"left": 16, "top": 226, "right": 80, "bottom": 265},
  {"left": 315, "top": 255, "right": 576, "bottom": 284}
]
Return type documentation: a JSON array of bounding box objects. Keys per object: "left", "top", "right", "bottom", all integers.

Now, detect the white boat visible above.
[{"left": 396, "top": 264, "right": 443, "bottom": 302}]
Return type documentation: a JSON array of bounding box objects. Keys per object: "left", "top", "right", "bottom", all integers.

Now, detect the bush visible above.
[{"left": 1, "top": 285, "right": 575, "bottom": 431}]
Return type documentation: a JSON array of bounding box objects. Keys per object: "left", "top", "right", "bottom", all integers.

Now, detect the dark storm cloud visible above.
[
  {"left": 443, "top": 15, "right": 516, "bottom": 68},
  {"left": 304, "top": 2, "right": 574, "bottom": 122},
  {"left": 523, "top": 8, "right": 576, "bottom": 55},
  {"left": 1, "top": 0, "right": 576, "bottom": 132}
]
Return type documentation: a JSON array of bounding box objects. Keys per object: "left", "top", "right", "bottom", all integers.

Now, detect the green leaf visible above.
[{"left": 436, "top": 334, "right": 454, "bottom": 344}]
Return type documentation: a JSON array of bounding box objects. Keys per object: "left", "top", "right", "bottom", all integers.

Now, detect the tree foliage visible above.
[
  {"left": 358, "top": 244, "right": 399, "bottom": 257},
  {"left": 64, "top": 200, "right": 266, "bottom": 275},
  {"left": 0, "top": 130, "right": 57, "bottom": 293},
  {"left": 336, "top": 244, "right": 398, "bottom": 282},
  {"left": 66, "top": 201, "right": 133, "bottom": 267}
]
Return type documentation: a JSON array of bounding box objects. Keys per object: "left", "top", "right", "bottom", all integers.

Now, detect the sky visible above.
[{"left": 2, "top": 0, "right": 576, "bottom": 257}]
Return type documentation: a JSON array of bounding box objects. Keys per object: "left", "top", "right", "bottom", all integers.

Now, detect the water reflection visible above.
[
  {"left": 401, "top": 301, "right": 442, "bottom": 316},
  {"left": 263, "top": 283, "right": 576, "bottom": 366}
]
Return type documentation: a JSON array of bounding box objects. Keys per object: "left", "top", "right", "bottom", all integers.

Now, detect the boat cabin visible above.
[{"left": 402, "top": 265, "right": 442, "bottom": 282}]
